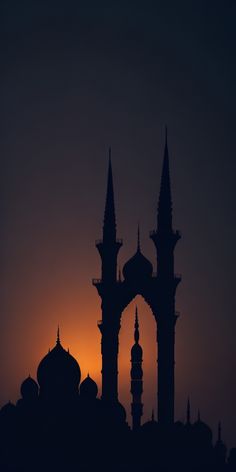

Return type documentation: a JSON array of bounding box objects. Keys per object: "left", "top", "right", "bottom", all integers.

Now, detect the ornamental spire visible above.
[
  {"left": 157, "top": 126, "right": 173, "bottom": 233},
  {"left": 186, "top": 397, "right": 191, "bottom": 424},
  {"left": 134, "top": 306, "right": 140, "bottom": 344},
  {"left": 56, "top": 325, "right": 60, "bottom": 345},
  {"left": 103, "top": 148, "right": 116, "bottom": 242}
]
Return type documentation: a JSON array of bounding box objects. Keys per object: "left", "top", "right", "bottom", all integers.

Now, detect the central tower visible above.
[{"left": 93, "top": 133, "right": 181, "bottom": 425}]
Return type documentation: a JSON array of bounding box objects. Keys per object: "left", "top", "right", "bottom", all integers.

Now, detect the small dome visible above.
[
  {"left": 20, "top": 376, "right": 39, "bottom": 400},
  {"left": 37, "top": 335, "right": 81, "bottom": 397},
  {"left": 0, "top": 401, "right": 16, "bottom": 418},
  {"left": 80, "top": 374, "right": 98, "bottom": 399},
  {"left": 141, "top": 419, "right": 159, "bottom": 433},
  {"left": 193, "top": 419, "right": 212, "bottom": 443},
  {"left": 123, "top": 247, "right": 153, "bottom": 282}
]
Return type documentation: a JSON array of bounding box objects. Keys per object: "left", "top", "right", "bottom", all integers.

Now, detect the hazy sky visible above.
[{"left": 1, "top": 1, "right": 236, "bottom": 448}]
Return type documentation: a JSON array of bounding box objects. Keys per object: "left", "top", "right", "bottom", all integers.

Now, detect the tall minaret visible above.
[
  {"left": 130, "top": 307, "right": 143, "bottom": 430},
  {"left": 93, "top": 150, "right": 123, "bottom": 403},
  {"left": 96, "top": 149, "right": 122, "bottom": 285},
  {"left": 150, "top": 128, "right": 181, "bottom": 427}
]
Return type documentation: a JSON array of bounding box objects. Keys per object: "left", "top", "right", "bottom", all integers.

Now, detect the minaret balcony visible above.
[{"left": 95, "top": 238, "right": 123, "bottom": 245}]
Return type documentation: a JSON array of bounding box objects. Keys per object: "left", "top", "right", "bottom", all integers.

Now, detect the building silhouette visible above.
[{"left": 0, "top": 133, "right": 235, "bottom": 472}]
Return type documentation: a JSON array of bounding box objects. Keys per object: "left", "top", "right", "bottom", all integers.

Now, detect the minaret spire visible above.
[
  {"left": 134, "top": 306, "right": 139, "bottom": 343},
  {"left": 103, "top": 148, "right": 116, "bottom": 243},
  {"left": 157, "top": 126, "right": 172, "bottom": 233},
  {"left": 56, "top": 325, "right": 60, "bottom": 345},
  {"left": 130, "top": 306, "right": 143, "bottom": 431},
  {"left": 187, "top": 397, "right": 191, "bottom": 424},
  {"left": 137, "top": 224, "right": 141, "bottom": 252},
  {"left": 218, "top": 421, "right": 222, "bottom": 442}
]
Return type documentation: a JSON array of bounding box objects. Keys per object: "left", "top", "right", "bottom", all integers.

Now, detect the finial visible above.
[
  {"left": 187, "top": 397, "right": 191, "bottom": 424},
  {"left": 109, "top": 146, "right": 111, "bottom": 163},
  {"left": 137, "top": 224, "right": 141, "bottom": 252},
  {"left": 151, "top": 409, "right": 154, "bottom": 422},
  {"left": 197, "top": 409, "right": 201, "bottom": 422},
  {"left": 57, "top": 325, "right": 60, "bottom": 345},
  {"left": 165, "top": 125, "right": 168, "bottom": 148},
  {"left": 134, "top": 306, "right": 140, "bottom": 343},
  {"left": 218, "top": 421, "right": 222, "bottom": 442},
  {"left": 87, "top": 373, "right": 90, "bottom": 378}
]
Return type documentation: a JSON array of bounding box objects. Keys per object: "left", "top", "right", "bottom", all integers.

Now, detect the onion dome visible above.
[
  {"left": 20, "top": 375, "right": 39, "bottom": 400},
  {"left": 0, "top": 401, "right": 16, "bottom": 420},
  {"left": 37, "top": 328, "right": 81, "bottom": 397},
  {"left": 123, "top": 227, "right": 153, "bottom": 281},
  {"left": 193, "top": 411, "right": 212, "bottom": 443},
  {"left": 141, "top": 410, "right": 159, "bottom": 433},
  {"left": 80, "top": 374, "right": 98, "bottom": 399}
]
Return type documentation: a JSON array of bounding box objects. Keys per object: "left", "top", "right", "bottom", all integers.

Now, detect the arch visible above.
[{"left": 118, "top": 295, "right": 157, "bottom": 427}]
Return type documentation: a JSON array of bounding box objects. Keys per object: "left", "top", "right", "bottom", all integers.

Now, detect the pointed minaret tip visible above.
[
  {"left": 218, "top": 421, "right": 222, "bottom": 442},
  {"left": 103, "top": 148, "right": 116, "bottom": 241},
  {"left": 134, "top": 306, "right": 140, "bottom": 344},
  {"left": 187, "top": 397, "right": 191, "bottom": 424},
  {"left": 165, "top": 125, "right": 168, "bottom": 147},
  {"left": 57, "top": 325, "right": 60, "bottom": 345},
  {"left": 137, "top": 224, "right": 141, "bottom": 252}
]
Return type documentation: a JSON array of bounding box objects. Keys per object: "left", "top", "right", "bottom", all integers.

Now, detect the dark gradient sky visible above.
[{"left": 1, "top": 1, "right": 236, "bottom": 447}]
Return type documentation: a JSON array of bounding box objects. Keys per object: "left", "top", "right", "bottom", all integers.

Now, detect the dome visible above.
[
  {"left": 123, "top": 249, "right": 153, "bottom": 281},
  {"left": 80, "top": 374, "right": 98, "bottom": 399},
  {"left": 20, "top": 376, "right": 39, "bottom": 400},
  {"left": 0, "top": 401, "right": 16, "bottom": 419},
  {"left": 37, "top": 334, "right": 81, "bottom": 398},
  {"left": 193, "top": 419, "right": 212, "bottom": 443}
]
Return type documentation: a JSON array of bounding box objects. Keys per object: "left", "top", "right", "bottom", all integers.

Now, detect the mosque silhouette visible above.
[{"left": 0, "top": 132, "right": 235, "bottom": 472}]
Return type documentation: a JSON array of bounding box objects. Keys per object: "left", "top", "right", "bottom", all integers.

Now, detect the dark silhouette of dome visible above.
[
  {"left": 142, "top": 411, "right": 159, "bottom": 433},
  {"left": 37, "top": 329, "right": 81, "bottom": 398},
  {"left": 123, "top": 232, "right": 153, "bottom": 281},
  {"left": 20, "top": 376, "right": 39, "bottom": 400},
  {"left": 80, "top": 374, "right": 98, "bottom": 399},
  {"left": 0, "top": 401, "right": 16, "bottom": 414},
  {"left": 193, "top": 417, "right": 212, "bottom": 443}
]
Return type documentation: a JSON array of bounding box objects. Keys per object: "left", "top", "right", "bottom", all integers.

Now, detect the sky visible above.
[{"left": 1, "top": 0, "right": 236, "bottom": 448}]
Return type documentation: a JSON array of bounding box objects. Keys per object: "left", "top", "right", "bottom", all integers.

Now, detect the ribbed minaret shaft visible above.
[{"left": 130, "top": 307, "right": 143, "bottom": 431}]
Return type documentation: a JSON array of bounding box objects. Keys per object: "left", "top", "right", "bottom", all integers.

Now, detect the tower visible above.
[
  {"left": 150, "top": 128, "right": 181, "bottom": 426},
  {"left": 93, "top": 132, "right": 181, "bottom": 426},
  {"left": 93, "top": 150, "right": 123, "bottom": 403},
  {"left": 130, "top": 307, "right": 143, "bottom": 431}
]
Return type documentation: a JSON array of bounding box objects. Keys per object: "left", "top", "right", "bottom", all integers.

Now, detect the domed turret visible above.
[
  {"left": 20, "top": 375, "right": 39, "bottom": 401},
  {"left": 123, "top": 227, "right": 153, "bottom": 282},
  {"left": 80, "top": 374, "right": 98, "bottom": 399},
  {"left": 37, "top": 328, "right": 81, "bottom": 400}
]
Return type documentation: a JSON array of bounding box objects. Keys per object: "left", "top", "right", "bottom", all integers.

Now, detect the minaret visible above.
[
  {"left": 93, "top": 150, "right": 123, "bottom": 403},
  {"left": 96, "top": 149, "right": 122, "bottom": 285},
  {"left": 130, "top": 307, "right": 143, "bottom": 430},
  {"left": 150, "top": 128, "right": 181, "bottom": 427},
  {"left": 215, "top": 422, "right": 227, "bottom": 465}
]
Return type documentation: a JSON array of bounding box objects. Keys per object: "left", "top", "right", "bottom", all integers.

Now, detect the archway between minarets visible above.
[{"left": 118, "top": 295, "right": 157, "bottom": 426}]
